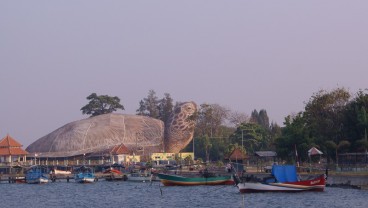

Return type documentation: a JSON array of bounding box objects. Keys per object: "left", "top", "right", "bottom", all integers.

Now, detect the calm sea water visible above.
[{"left": 1, "top": 181, "right": 367, "bottom": 208}]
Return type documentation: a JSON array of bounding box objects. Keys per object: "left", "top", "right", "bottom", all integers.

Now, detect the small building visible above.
[
  {"left": 150, "top": 152, "right": 194, "bottom": 166},
  {"left": 225, "top": 147, "right": 247, "bottom": 172},
  {"left": 254, "top": 151, "right": 277, "bottom": 172},
  {"left": 87, "top": 143, "right": 132, "bottom": 165},
  {"left": 151, "top": 152, "right": 176, "bottom": 161},
  {"left": 0, "top": 134, "right": 28, "bottom": 165}
]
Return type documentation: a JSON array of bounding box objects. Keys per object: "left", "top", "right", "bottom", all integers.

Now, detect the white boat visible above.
[
  {"left": 127, "top": 172, "right": 156, "bottom": 182},
  {"left": 26, "top": 166, "right": 49, "bottom": 184},
  {"left": 53, "top": 169, "right": 72, "bottom": 175},
  {"left": 74, "top": 166, "right": 96, "bottom": 183},
  {"left": 234, "top": 165, "right": 326, "bottom": 193}
]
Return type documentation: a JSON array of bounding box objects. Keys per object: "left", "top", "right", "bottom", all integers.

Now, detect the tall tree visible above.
[
  {"left": 303, "top": 88, "right": 350, "bottom": 147},
  {"left": 325, "top": 140, "right": 351, "bottom": 167},
  {"left": 344, "top": 89, "right": 368, "bottom": 152},
  {"left": 136, "top": 100, "right": 146, "bottom": 116},
  {"left": 228, "top": 111, "right": 249, "bottom": 126},
  {"left": 136, "top": 90, "right": 160, "bottom": 118},
  {"left": 158, "top": 93, "right": 174, "bottom": 124},
  {"left": 144, "top": 90, "right": 160, "bottom": 118},
  {"left": 80, "top": 93, "right": 124, "bottom": 117},
  {"left": 250, "top": 109, "right": 259, "bottom": 123},
  {"left": 232, "top": 122, "right": 266, "bottom": 154},
  {"left": 276, "top": 112, "right": 311, "bottom": 162},
  {"left": 195, "top": 103, "right": 229, "bottom": 137},
  {"left": 258, "top": 109, "right": 270, "bottom": 130}
]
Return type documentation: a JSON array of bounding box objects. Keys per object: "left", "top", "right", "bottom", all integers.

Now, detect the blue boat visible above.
[
  {"left": 74, "top": 166, "right": 96, "bottom": 183},
  {"left": 25, "top": 166, "right": 49, "bottom": 184}
]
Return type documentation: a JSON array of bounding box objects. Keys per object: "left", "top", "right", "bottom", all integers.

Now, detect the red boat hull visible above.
[{"left": 238, "top": 174, "right": 326, "bottom": 193}]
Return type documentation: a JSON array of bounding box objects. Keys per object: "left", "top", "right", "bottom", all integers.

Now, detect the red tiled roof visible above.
[
  {"left": 0, "top": 134, "right": 28, "bottom": 156},
  {"left": 0, "top": 134, "right": 23, "bottom": 147},
  {"left": 110, "top": 143, "right": 130, "bottom": 155},
  {"left": 225, "top": 148, "right": 247, "bottom": 160}
]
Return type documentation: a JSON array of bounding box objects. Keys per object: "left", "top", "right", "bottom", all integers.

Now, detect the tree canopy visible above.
[
  {"left": 275, "top": 88, "right": 368, "bottom": 163},
  {"left": 136, "top": 90, "right": 174, "bottom": 124},
  {"left": 80, "top": 93, "right": 124, "bottom": 117}
]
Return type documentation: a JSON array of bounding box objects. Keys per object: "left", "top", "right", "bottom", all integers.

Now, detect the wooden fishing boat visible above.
[
  {"left": 52, "top": 168, "right": 72, "bottom": 175},
  {"left": 103, "top": 168, "right": 128, "bottom": 181},
  {"left": 127, "top": 172, "right": 156, "bottom": 182},
  {"left": 74, "top": 166, "right": 96, "bottom": 183},
  {"left": 234, "top": 165, "right": 326, "bottom": 193},
  {"left": 25, "top": 166, "right": 49, "bottom": 184},
  {"left": 157, "top": 172, "right": 234, "bottom": 186},
  {"left": 15, "top": 176, "right": 26, "bottom": 183}
]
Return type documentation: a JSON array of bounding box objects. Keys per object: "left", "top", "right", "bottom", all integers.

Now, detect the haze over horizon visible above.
[{"left": 1, "top": 1, "right": 367, "bottom": 147}]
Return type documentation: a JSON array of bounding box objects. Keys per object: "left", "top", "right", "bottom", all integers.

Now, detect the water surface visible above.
[{"left": 1, "top": 181, "right": 367, "bottom": 208}]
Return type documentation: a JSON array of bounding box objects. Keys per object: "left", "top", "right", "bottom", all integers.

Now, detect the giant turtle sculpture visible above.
[{"left": 26, "top": 101, "right": 197, "bottom": 157}]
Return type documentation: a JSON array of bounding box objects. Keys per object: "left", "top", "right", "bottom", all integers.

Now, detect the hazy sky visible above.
[{"left": 1, "top": 1, "right": 368, "bottom": 147}]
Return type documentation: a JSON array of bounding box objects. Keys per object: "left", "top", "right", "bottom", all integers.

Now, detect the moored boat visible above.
[
  {"left": 15, "top": 176, "right": 26, "bottom": 183},
  {"left": 234, "top": 165, "right": 326, "bottom": 193},
  {"left": 51, "top": 168, "right": 72, "bottom": 175},
  {"left": 157, "top": 171, "right": 234, "bottom": 186},
  {"left": 103, "top": 168, "right": 128, "bottom": 181},
  {"left": 127, "top": 172, "right": 156, "bottom": 182},
  {"left": 25, "top": 166, "right": 49, "bottom": 184},
  {"left": 74, "top": 166, "right": 96, "bottom": 183}
]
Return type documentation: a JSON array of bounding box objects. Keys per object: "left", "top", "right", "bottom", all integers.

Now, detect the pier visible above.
[{"left": 0, "top": 173, "right": 109, "bottom": 183}]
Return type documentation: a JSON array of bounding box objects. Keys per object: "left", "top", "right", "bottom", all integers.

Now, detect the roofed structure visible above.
[
  {"left": 226, "top": 148, "right": 247, "bottom": 160},
  {"left": 87, "top": 143, "right": 133, "bottom": 164},
  {"left": 0, "top": 134, "right": 28, "bottom": 163}
]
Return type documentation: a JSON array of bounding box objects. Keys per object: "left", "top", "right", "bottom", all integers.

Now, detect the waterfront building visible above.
[{"left": 0, "top": 134, "right": 28, "bottom": 165}]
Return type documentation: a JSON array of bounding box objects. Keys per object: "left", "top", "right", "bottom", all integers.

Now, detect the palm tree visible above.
[{"left": 325, "top": 140, "right": 350, "bottom": 169}]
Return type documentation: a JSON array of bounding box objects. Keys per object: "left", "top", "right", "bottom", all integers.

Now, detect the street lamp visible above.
[{"left": 238, "top": 129, "right": 245, "bottom": 151}]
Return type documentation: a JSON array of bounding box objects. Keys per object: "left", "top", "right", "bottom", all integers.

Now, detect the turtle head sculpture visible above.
[{"left": 164, "top": 101, "right": 197, "bottom": 153}]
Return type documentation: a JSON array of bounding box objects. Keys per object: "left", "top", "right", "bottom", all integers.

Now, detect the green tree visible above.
[
  {"left": 80, "top": 93, "right": 124, "bottom": 117},
  {"left": 136, "top": 90, "right": 174, "bottom": 123},
  {"left": 158, "top": 93, "right": 174, "bottom": 124},
  {"left": 303, "top": 88, "right": 350, "bottom": 149},
  {"left": 136, "top": 100, "right": 146, "bottom": 116},
  {"left": 344, "top": 89, "right": 368, "bottom": 152},
  {"left": 231, "top": 122, "right": 267, "bottom": 154},
  {"left": 258, "top": 109, "right": 270, "bottom": 130},
  {"left": 325, "top": 140, "right": 350, "bottom": 167},
  {"left": 144, "top": 90, "right": 160, "bottom": 118},
  {"left": 195, "top": 103, "right": 229, "bottom": 137},
  {"left": 250, "top": 110, "right": 259, "bottom": 123},
  {"left": 275, "top": 112, "right": 311, "bottom": 162}
]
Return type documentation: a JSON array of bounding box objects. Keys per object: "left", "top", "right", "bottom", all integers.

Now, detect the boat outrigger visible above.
[{"left": 234, "top": 165, "right": 326, "bottom": 193}]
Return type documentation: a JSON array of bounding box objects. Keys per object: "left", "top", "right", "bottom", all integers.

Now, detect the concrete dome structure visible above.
[{"left": 26, "top": 101, "right": 197, "bottom": 157}]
